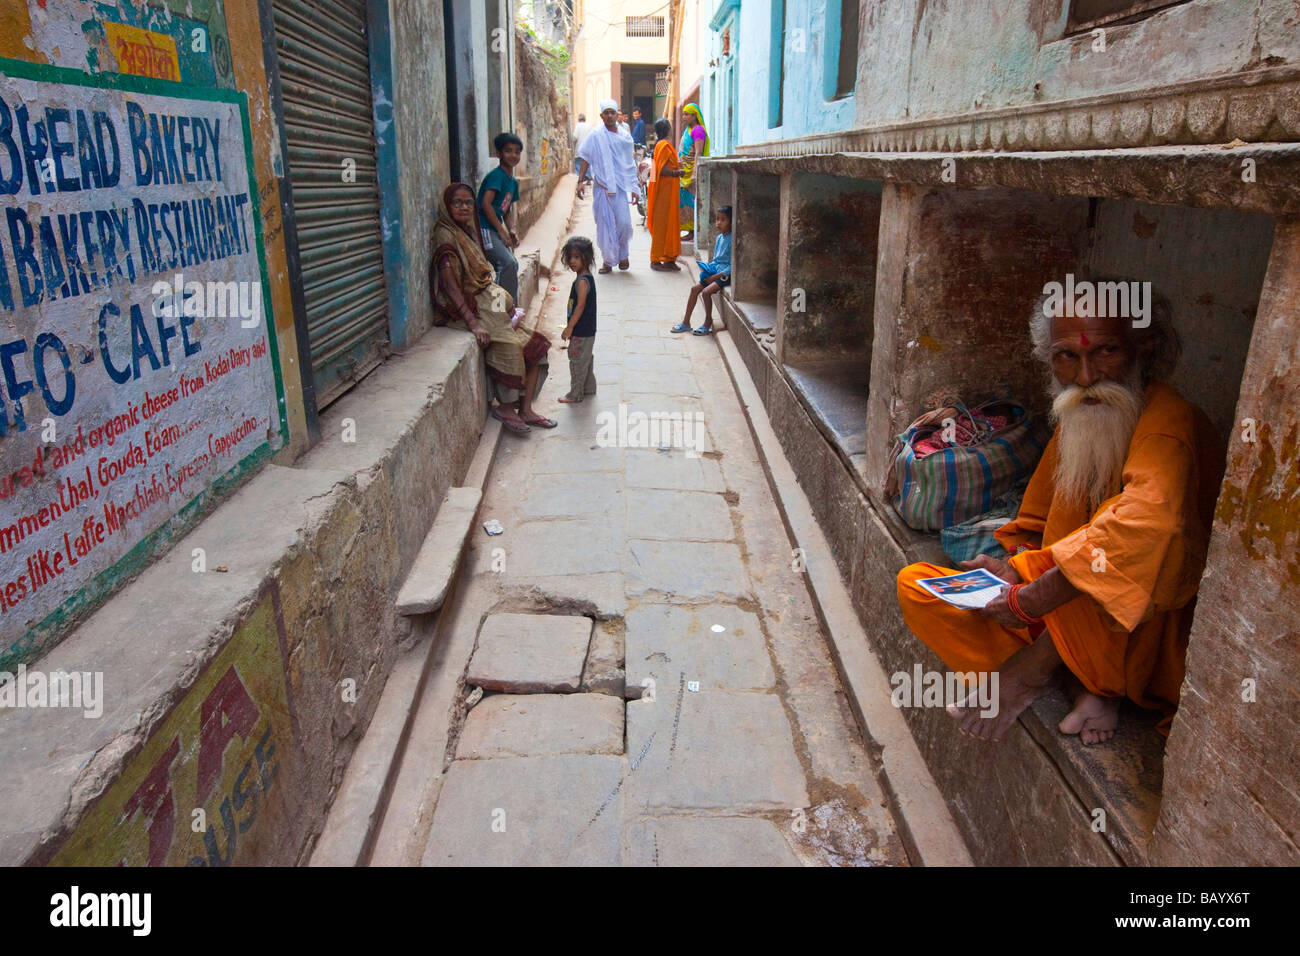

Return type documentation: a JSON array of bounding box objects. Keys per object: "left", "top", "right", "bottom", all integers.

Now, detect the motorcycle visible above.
[{"left": 634, "top": 145, "right": 651, "bottom": 224}]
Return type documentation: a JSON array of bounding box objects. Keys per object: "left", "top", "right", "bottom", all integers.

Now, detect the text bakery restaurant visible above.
[{"left": 0, "top": 61, "right": 286, "bottom": 667}]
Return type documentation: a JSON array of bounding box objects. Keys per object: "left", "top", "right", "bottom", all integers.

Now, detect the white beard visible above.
[{"left": 1050, "top": 368, "right": 1146, "bottom": 512}]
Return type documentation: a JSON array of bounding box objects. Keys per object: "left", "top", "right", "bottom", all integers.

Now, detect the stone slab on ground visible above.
[
  {"left": 625, "top": 693, "right": 808, "bottom": 811},
  {"left": 528, "top": 436, "right": 625, "bottom": 474},
  {"left": 522, "top": 472, "right": 624, "bottom": 519},
  {"left": 505, "top": 519, "right": 624, "bottom": 576},
  {"left": 624, "top": 604, "right": 776, "bottom": 695},
  {"left": 456, "top": 694, "right": 625, "bottom": 759},
  {"left": 498, "top": 573, "right": 629, "bottom": 620},
  {"left": 625, "top": 352, "right": 694, "bottom": 374},
  {"left": 624, "top": 449, "right": 727, "bottom": 493},
  {"left": 466, "top": 613, "right": 593, "bottom": 693},
  {"left": 394, "top": 486, "right": 483, "bottom": 615},
  {"left": 625, "top": 368, "right": 701, "bottom": 396},
  {"left": 421, "top": 755, "right": 625, "bottom": 866},
  {"left": 581, "top": 621, "right": 626, "bottom": 696},
  {"left": 625, "top": 539, "right": 752, "bottom": 603},
  {"left": 624, "top": 816, "right": 801, "bottom": 866},
  {"left": 626, "top": 489, "right": 733, "bottom": 541}
]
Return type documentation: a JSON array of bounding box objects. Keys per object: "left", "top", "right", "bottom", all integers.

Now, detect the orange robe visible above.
[
  {"left": 896, "top": 383, "right": 1223, "bottom": 733},
  {"left": 647, "top": 139, "right": 681, "bottom": 263}
]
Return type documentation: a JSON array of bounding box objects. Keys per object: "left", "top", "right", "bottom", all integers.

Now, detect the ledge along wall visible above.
[
  {"left": 713, "top": 149, "right": 1294, "bottom": 864},
  {"left": 0, "top": 0, "right": 489, "bottom": 867}
]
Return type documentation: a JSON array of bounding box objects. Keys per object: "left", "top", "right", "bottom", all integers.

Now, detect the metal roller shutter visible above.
[{"left": 272, "top": 0, "right": 389, "bottom": 408}]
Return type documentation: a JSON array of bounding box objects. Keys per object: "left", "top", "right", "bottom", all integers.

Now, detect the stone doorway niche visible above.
[
  {"left": 863, "top": 180, "right": 1274, "bottom": 857},
  {"left": 732, "top": 171, "right": 781, "bottom": 331},
  {"left": 864, "top": 185, "right": 1274, "bottom": 497},
  {"left": 779, "top": 172, "right": 883, "bottom": 473}
]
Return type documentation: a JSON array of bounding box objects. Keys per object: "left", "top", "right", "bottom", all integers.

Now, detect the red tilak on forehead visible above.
[{"left": 1080, "top": 332, "right": 1090, "bottom": 347}]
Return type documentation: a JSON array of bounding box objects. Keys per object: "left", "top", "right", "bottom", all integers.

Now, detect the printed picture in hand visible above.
[{"left": 915, "top": 568, "right": 1009, "bottom": 610}]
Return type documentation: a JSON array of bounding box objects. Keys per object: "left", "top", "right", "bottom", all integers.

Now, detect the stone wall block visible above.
[
  {"left": 1186, "top": 92, "right": 1228, "bottom": 142},
  {"left": 1278, "top": 92, "right": 1300, "bottom": 137},
  {"left": 1118, "top": 102, "right": 1151, "bottom": 146},
  {"left": 1091, "top": 106, "right": 1120, "bottom": 147},
  {"left": 1024, "top": 114, "right": 1045, "bottom": 149},
  {"left": 1042, "top": 111, "right": 1066, "bottom": 146},
  {"left": 1150, "top": 98, "right": 1187, "bottom": 143},
  {"left": 1006, "top": 119, "right": 1026, "bottom": 151},
  {"left": 1228, "top": 90, "right": 1274, "bottom": 141},
  {"left": 1066, "top": 109, "right": 1092, "bottom": 148}
]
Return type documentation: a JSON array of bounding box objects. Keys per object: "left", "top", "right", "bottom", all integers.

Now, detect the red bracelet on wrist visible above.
[{"left": 1006, "top": 584, "right": 1043, "bottom": 625}]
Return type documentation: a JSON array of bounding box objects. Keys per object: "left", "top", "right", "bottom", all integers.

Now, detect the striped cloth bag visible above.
[{"left": 887, "top": 400, "right": 1047, "bottom": 533}]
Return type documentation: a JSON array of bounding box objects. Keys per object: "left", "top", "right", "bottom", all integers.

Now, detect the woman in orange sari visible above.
[{"left": 647, "top": 118, "right": 683, "bottom": 271}]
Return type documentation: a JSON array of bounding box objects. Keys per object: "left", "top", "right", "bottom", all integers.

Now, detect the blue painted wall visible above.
[{"left": 702, "top": 0, "right": 856, "bottom": 153}]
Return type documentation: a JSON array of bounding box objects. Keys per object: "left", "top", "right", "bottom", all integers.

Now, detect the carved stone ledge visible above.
[{"left": 734, "top": 69, "right": 1300, "bottom": 159}]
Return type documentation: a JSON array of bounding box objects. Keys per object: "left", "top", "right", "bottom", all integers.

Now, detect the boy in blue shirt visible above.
[
  {"left": 478, "top": 132, "right": 523, "bottom": 301},
  {"left": 671, "top": 205, "right": 732, "bottom": 335}
]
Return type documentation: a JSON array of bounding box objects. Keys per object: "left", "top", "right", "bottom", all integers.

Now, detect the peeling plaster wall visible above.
[
  {"left": 783, "top": 172, "right": 881, "bottom": 359},
  {"left": 855, "top": 0, "right": 1300, "bottom": 129},
  {"left": 733, "top": 0, "right": 856, "bottom": 147},
  {"left": 512, "top": 31, "right": 570, "bottom": 237},
  {"left": 391, "top": 0, "right": 451, "bottom": 345},
  {"left": 1084, "top": 199, "right": 1274, "bottom": 441},
  {"left": 1152, "top": 219, "right": 1300, "bottom": 865}
]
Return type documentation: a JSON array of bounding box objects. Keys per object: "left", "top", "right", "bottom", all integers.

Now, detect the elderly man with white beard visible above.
[{"left": 896, "top": 288, "right": 1222, "bottom": 744}]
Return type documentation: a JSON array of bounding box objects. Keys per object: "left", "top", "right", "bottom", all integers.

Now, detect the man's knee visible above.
[{"left": 896, "top": 561, "right": 948, "bottom": 605}]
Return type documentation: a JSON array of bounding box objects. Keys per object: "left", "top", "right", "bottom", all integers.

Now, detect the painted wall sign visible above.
[
  {"left": 102, "top": 22, "right": 182, "bottom": 83},
  {"left": 0, "top": 60, "right": 287, "bottom": 669},
  {"left": 46, "top": 585, "right": 296, "bottom": 866}
]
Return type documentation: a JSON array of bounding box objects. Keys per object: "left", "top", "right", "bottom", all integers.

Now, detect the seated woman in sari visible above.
[{"left": 429, "top": 183, "right": 555, "bottom": 433}]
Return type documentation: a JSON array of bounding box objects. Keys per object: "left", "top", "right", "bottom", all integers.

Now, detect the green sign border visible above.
[{"left": 0, "top": 56, "right": 291, "bottom": 669}]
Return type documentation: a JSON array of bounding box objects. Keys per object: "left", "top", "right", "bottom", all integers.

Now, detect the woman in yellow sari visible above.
[
  {"left": 679, "top": 103, "right": 709, "bottom": 240},
  {"left": 429, "top": 183, "right": 554, "bottom": 433},
  {"left": 647, "top": 118, "right": 683, "bottom": 271}
]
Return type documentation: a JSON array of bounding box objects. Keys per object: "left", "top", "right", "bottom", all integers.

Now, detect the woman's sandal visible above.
[
  {"left": 523, "top": 415, "right": 558, "bottom": 428},
  {"left": 491, "top": 408, "right": 531, "bottom": 434},
  {"left": 692, "top": 325, "right": 714, "bottom": 336},
  {"left": 670, "top": 322, "right": 692, "bottom": 333}
]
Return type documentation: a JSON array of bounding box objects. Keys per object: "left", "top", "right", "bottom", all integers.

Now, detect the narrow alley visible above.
[
  {"left": 3, "top": 0, "right": 1296, "bottom": 893},
  {"left": 367, "top": 193, "right": 908, "bottom": 866}
]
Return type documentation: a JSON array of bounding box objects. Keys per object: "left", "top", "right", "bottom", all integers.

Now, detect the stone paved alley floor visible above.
[{"left": 384, "top": 194, "right": 908, "bottom": 866}]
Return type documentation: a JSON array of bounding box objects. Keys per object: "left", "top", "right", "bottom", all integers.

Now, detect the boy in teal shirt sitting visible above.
[{"left": 478, "top": 132, "right": 523, "bottom": 301}]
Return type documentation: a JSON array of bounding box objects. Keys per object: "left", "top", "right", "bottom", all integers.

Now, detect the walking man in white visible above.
[
  {"left": 576, "top": 99, "right": 639, "bottom": 273},
  {"left": 572, "top": 113, "right": 591, "bottom": 176}
]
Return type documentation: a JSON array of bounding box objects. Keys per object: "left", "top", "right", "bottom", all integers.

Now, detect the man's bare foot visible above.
[
  {"left": 947, "top": 634, "right": 1062, "bottom": 742},
  {"left": 1059, "top": 692, "right": 1121, "bottom": 745},
  {"left": 557, "top": 396, "right": 582, "bottom": 404}
]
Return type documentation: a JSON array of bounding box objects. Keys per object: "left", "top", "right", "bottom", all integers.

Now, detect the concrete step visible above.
[{"left": 394, "top": 486, "right": 483, "bottom": 616}]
